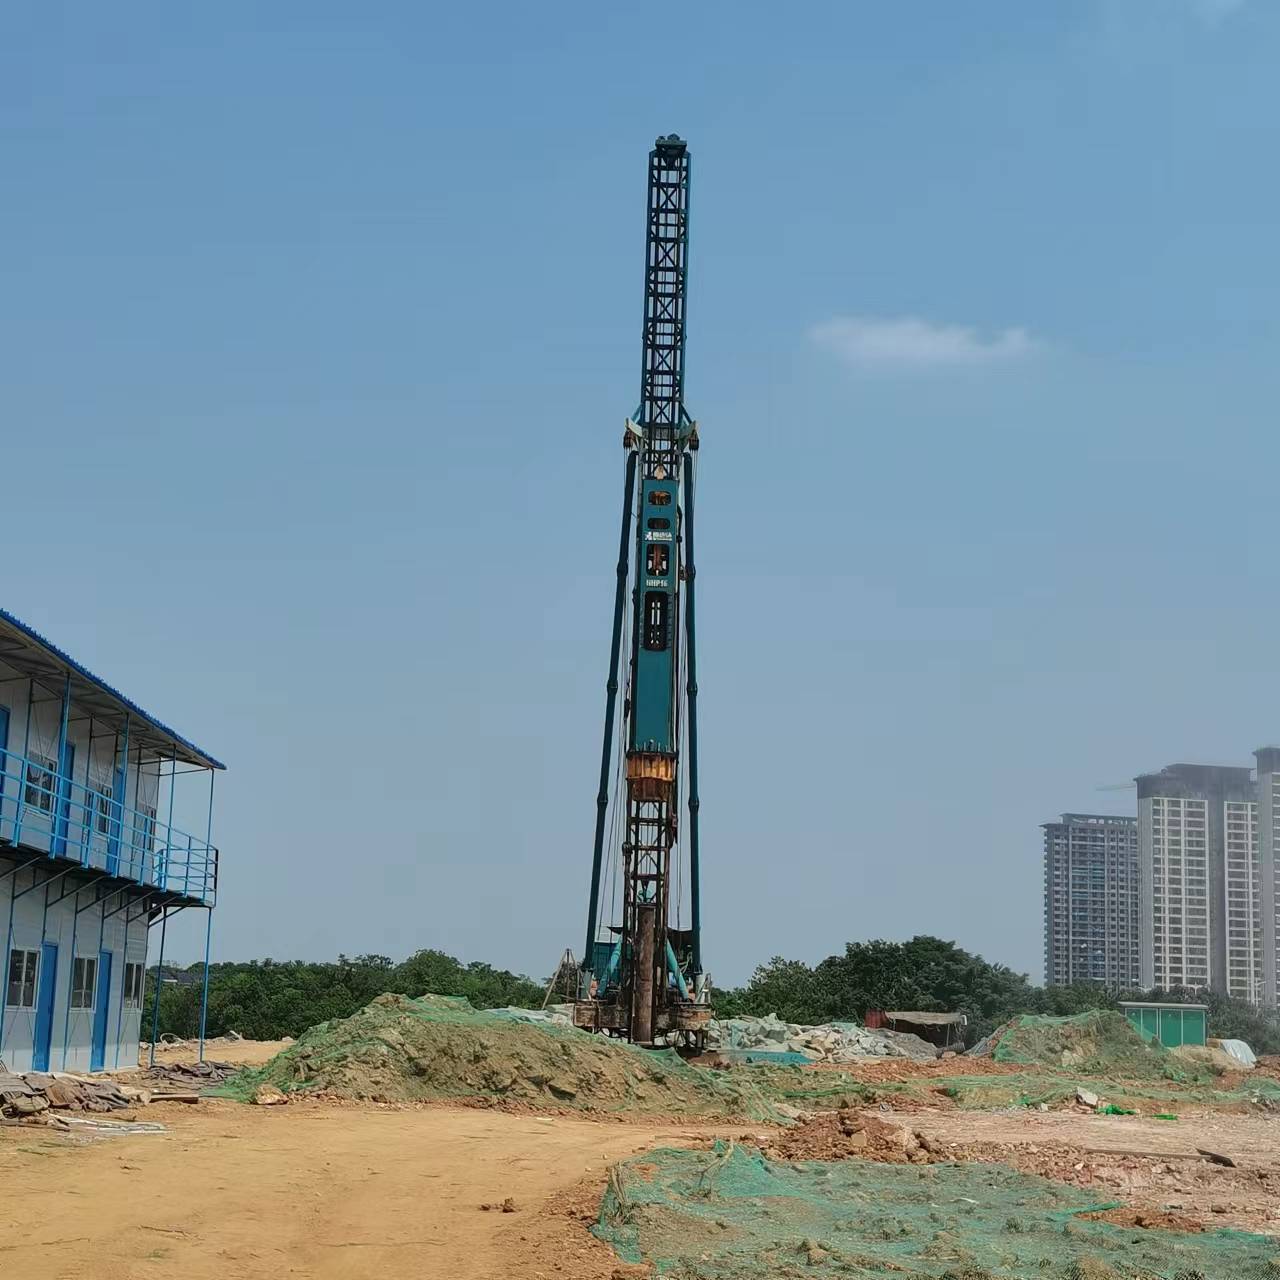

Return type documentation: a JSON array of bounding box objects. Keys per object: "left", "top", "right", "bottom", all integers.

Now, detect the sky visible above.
[{"left": 3, "top": 0, "right": 1279, "bottom": 985}]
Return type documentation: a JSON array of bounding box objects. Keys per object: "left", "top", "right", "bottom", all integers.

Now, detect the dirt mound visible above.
[
  {"left": 975, "top": 1011, "right": 1191, "bottom": 1080},
  {"left": 1082, "top": 1206, "right": 1205, "bottom": 1233},
  {"left": 758, "top": 1108, "right": 940, "bottom": 1163},
  {"left": 218, "top": 993, "right": 780, "bottom": 1120},
  {"left": 1172, "top": 1043, "right": 1246, "bottom": 1077}
]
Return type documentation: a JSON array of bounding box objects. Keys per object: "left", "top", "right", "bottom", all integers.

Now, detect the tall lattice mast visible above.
[{"left": 576, "top": 135, "right": 708, "bottom": 1046}]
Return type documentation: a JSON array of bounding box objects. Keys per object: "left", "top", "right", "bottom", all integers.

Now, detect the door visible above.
[
  {"left": 90, "top": 950, "right": 112, "bottom": 1072},
  {"left": 52, "top": 742, "right": 74, "bottom": 857},
  {"left": 33, "top": 943, "right": 58, "bottom": 1072}
]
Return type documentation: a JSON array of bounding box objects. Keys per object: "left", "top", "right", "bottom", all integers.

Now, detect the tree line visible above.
[
  {"left": 144, "top": 934, "right": 1280, "bottom": 1054},
  {"left": 144, "top": 949, "right": 545, "bottom": 1041},
  {"left": 714, "top": 935, "right": 1280, "bottom": 1052}
]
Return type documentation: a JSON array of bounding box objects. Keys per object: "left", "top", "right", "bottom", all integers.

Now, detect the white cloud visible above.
[{"left": 809, "top": 315, "right": 1042, "bottom": 371}]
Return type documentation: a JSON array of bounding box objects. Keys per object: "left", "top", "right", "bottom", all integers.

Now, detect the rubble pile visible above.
[
  {"left": 0, "top": 1071, "right": 153, "bottom": 1118},
  {"left": 757, "top": 1108, "right": 940, "bottom": 1163},
  {"left": 707, "top": 1013, "right": 938, "bottom": 1062},
  {"left": 143, "top": 1059, "right": 237, "bottom": 1089}
]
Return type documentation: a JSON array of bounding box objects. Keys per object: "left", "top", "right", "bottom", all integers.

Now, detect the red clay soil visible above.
[
  {"left": 1081, "top": 1207, "right": 1206, "bottom": 1233},
  {"left": 756, "top": 1110, "right": 940, "bottom": 1163},
  {"left": 752, "top": 1106, "right": 1280, "bottom": 1235},
  {"left": 802, "top": 1056, "right": 1024, "bottom": 1081}
]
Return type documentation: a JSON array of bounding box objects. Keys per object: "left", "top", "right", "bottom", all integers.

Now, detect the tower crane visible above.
[{"left": 573, "top": 135, "right": 711, "bottom": 1046}]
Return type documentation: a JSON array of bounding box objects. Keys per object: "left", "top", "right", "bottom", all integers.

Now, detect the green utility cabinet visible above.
[{"left": 1119, "top": 1001, "right": 1208, "bottom": 1048}]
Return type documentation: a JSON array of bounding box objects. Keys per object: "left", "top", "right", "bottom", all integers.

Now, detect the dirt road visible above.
[
  {"left": 146, "top": 1037, "right": 289, "bottom": 1069},
  {"left": 0, "top": 1099, "right": 704, "bottom": 1280}
]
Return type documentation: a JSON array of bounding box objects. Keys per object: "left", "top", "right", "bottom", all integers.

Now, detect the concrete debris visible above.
[
  {"left": 0, "top": 1060, "right": 232, "bottom": 1121},
  {"left": 0, "top": 1071, "right": 146, "bottom": 1119},
  {"left": 142, "top": 1059, "right": 237, "bottom": 1089},
  {"left": 1076, "top": 1087, "right": 1101, "bottom": 1110},
  {"left": 706, "top": 1014, "right": 939, "bottom": 1062},
  {"left": 49, "top": 1115, "right": 167, "bottom": 1137}
]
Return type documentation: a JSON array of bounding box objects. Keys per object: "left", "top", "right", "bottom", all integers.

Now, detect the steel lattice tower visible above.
[{"left": 575, "top": 136, "right": 708, "bottom": 1045}]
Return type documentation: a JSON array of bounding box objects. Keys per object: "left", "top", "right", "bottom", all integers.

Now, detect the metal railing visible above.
[{"left": 0, "top": 748, "right": 217, "bottom": 905}]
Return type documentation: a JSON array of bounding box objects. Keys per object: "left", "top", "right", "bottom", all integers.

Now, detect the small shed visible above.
[
  {"left": 882, "top": 1011, "right": 967, "bottom": 1052},
  {"left": 1119, "top": 1001, "right": 1208, "bottom": 1049}
]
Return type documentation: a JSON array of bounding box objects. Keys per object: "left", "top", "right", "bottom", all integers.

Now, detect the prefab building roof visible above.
[
  {"left": 1118, "top": 1001, "right": 1209, "bottom": 1012},
  {"left": 0, "top": 608, "right": 224, "bottom": 771},
  {"left": 885, "top": 1011, "right": 966, "bottom": 1026}
]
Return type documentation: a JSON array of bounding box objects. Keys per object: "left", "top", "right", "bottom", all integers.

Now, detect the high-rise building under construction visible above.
[{"left": 1137, "top": 763, "right": 1259, "bottom": 1003}]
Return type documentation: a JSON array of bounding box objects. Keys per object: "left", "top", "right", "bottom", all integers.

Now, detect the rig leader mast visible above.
[{"left": 575, "top": 135, "right": 710, "bottom": 1046}]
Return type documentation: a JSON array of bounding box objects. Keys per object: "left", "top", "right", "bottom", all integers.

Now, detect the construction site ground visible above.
[{"left": 5, "top": 1040, "right": 1280, "bottom": 1278}]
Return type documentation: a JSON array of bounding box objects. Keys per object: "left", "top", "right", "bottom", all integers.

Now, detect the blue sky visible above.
[{"left": 3, "top": 1, "right": 1278, "bottom": 984}]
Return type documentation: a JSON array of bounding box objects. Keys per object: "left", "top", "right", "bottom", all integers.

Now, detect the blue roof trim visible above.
[{"left": 0, "top": 608, "right": 226, "bottom": 771}]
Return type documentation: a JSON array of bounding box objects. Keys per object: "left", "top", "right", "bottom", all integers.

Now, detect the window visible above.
[
  {"left": 95, "top": 785, "right": 113, "bottom": 835},
  {"left": 648, "top": 489, "right": 671, "bottom": 506},
  {"left": 71, "top": 957, "right": 97, "bottom": 1010},
  {"left": 123, "top": 962, "right": 144, "bottom": 1009},
  {"left": 135, "top": 804, "right": 157, "bottom": 854},
  {"left": 646, "top": 545, "right": 670, "bottom": 576},
  {"left": 24, "top": 756, "right": 55, "bottom": 812},
  {"left": 6, "top": 949, "right": 37, "bottom": 1009},
  {"left": 643, "top": 592, "right": 670, "bottom": 651},
  {"left": 646, "top": 517, "right": 671, "bottom": 530}
]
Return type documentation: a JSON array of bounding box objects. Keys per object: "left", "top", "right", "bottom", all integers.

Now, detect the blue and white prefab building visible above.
[{"left": 0, "top": 609, "right": 223, "bottom": 1073}]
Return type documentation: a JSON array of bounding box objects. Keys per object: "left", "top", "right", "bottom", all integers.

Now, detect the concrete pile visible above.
[
  {"left": 707, "top": 1013, "right": 937, "bottom": 1062},
  {"left": 0, "top": 1071, "right": 153, "bottom": 1118}
]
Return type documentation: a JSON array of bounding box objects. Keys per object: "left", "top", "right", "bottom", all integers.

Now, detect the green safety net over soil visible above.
[
  {"left": 215, "top": 993, "right": 782, "bottom": 1120},
  {"left": 596, "top": 1142, "right": 1280, "bottom": 1278},
  {"left": 980, "top": 1012, "right": 1204, "bottom": 1083}
]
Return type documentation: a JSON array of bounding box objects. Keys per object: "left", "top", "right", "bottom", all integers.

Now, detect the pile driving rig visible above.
[{"left": 575, "top": 135, "right": 711, "bottom": 1046}]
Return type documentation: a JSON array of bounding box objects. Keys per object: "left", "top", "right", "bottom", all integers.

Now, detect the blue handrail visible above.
[{"left": 0, "top": 748, "right": 217, "bottom": 905}]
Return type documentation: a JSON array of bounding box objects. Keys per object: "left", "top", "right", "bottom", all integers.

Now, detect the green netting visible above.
[
  {"left": 595, "top": 1142, "right": 1280, "bottom": 1278},
  {"left": 985, "top": 1012, "right": 1206, "bottom": 1083},
  {"left": 213, "top": 992, "right": 783, "bottom": 1120},
  {"left": 717, "top": 1049, "right": 814, "bottom": 1066}
]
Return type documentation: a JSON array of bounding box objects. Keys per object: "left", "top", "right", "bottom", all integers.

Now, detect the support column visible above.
[
  {"left": 632, "top": 903, "right": 657, "bottom": 1045},
  {"left": 148, "top": 909, "right": 168, "bottom": 1068},
  {"left": 59, "top": 882, "right": 81, "bottom": 1069},
  {"left": 0, "top": 866, "right": 23, "bottom": 1052},
  {"left": 13, "top": 678, "right": 34, "bottom": 847},
  {"left": 583, "top": 449, "right": 638, "bottom": 975},
  {"left": 682, "top": 449, "right": 703, "bottom": 976},
  {"left": 114, "top": 902, "right": 131, "bottom": 1070},
  {"left": 198, "top": 908, "right": 213, "bottom": 1061}
]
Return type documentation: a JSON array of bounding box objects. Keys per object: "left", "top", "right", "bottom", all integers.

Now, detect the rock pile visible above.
[
  {"left": 0, "top": 1071, "right": 153, "bottom": 1118},
  {"left": 143, "top": 1059, "right": 237, "bottom": 1089},
  {"left": 758, "top": 1108, "right": 940, "bottom": 1163},
  {"left": 707, "top": 1013, "right": 938, "bottom": 1062}
]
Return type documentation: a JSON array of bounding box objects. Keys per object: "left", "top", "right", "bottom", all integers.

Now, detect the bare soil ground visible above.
[
  {"left": 759, "top": 1103, "right": 1280, "bottom": 1235},
  {"left": 8, "top": 1041, "right": 1280, "bottom": 1278},
  {"left": 144, "top": 1036, "right": 289, "bottom": 1069},
  {"left": 0, "top": 1095, "right": 719, "bottom": 1280}
]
